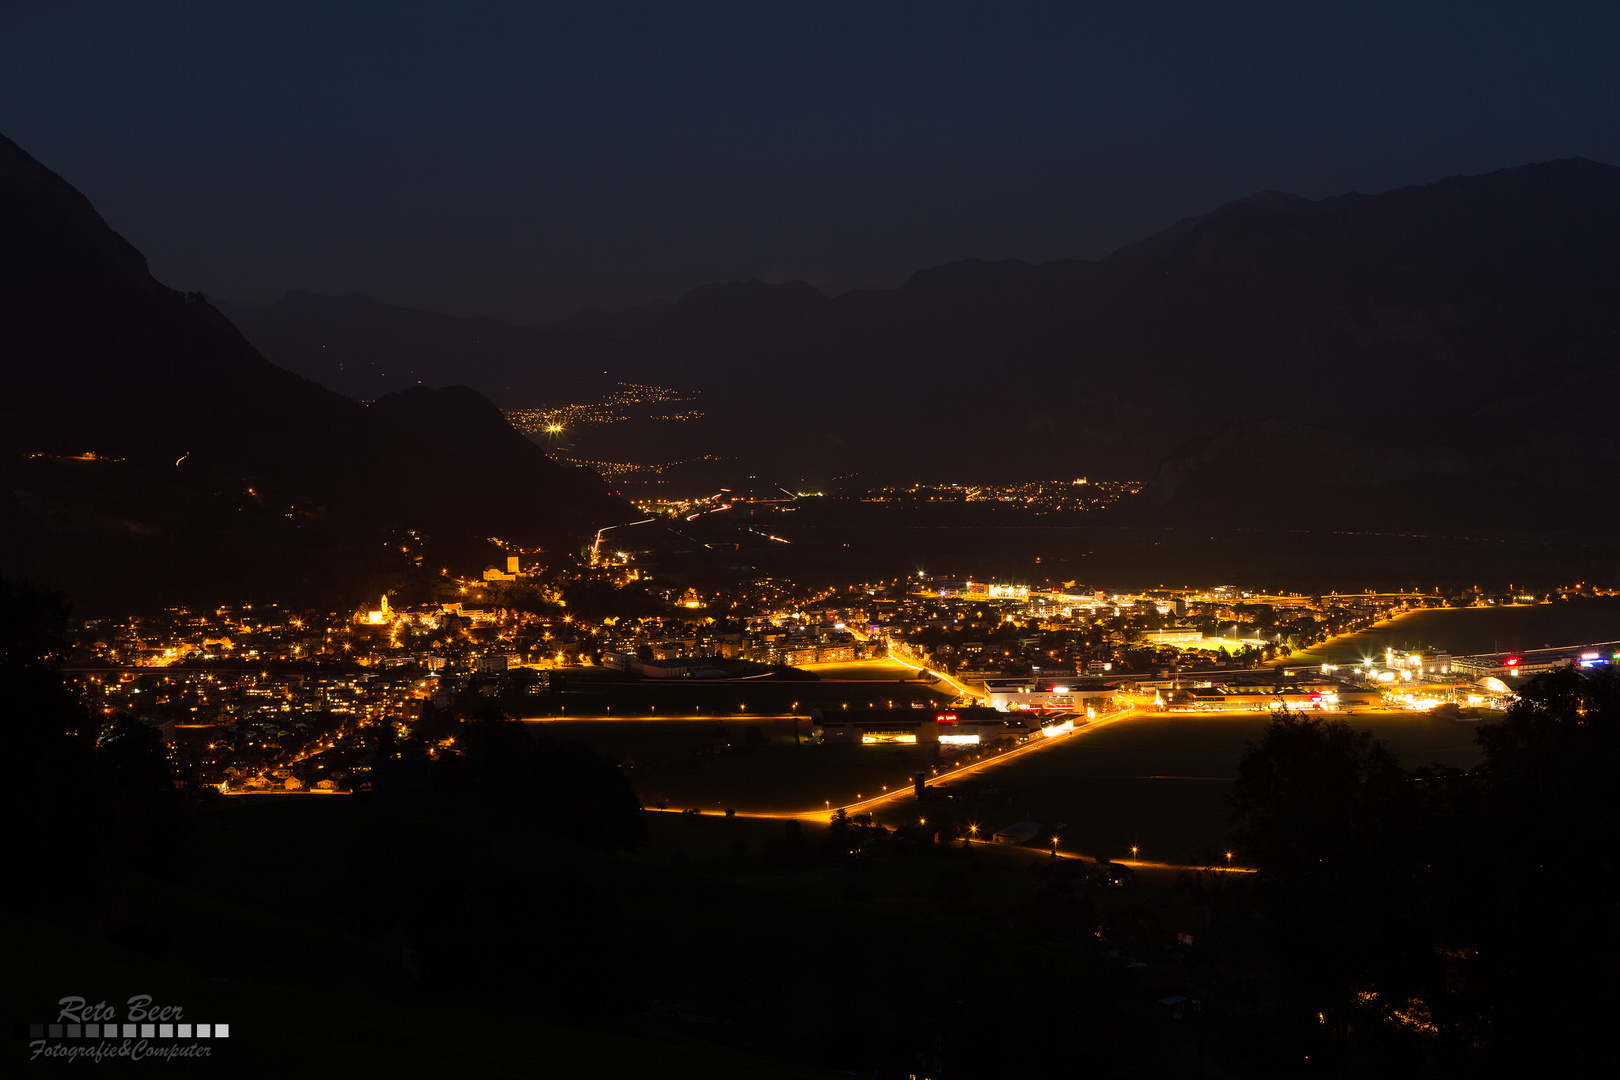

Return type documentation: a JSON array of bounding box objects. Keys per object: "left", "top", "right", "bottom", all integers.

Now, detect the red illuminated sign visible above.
[{"left": 935, "top": 713, "right": 958, "bottom": 724}]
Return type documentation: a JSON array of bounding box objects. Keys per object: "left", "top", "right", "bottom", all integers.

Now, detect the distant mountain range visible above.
[
  {"left": 7, "top": 124, "right": 1619, "bottom": 609},
  {"left": 0, "top": 133, "right": 630, "bottom": 611},
  {"left": 223, "top": 159, "right": 1620, "bottom": 508}
]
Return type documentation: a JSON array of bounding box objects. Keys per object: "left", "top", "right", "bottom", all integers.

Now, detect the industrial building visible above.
[
  {"left": 816, "top": 707, "right": 1062, "bottom": 746},
  {"left": 980, "top": 677, "right": 1118, "bottom": 714}
]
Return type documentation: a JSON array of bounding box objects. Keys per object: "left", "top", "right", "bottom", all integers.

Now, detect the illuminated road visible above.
[
  {"left": 641, "top": 697, "right": 1154, "bottom": 823},
  {"left": 879, "top": 648, "right": 986, "bottom": 702},
  {"left": 828, "top": 693, "right": 1164, "bottom": 818},
  {"left": 839, "top": 624, "right": 985, "bottom": 703},
  {"left": 628, "top": 695, "right": 1257, "bottom": 872},
  {"left": 569, "top": 686, "right": 1256, "bottom": 871}
]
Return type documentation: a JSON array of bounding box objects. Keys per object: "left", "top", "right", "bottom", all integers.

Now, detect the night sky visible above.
[{"left": 3, "top": 1, "right": 1617, "bottom": 321}]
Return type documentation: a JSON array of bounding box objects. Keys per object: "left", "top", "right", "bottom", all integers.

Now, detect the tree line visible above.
[{"left": 1191, "top": 666, "right": 1619, "bottom": 1075}]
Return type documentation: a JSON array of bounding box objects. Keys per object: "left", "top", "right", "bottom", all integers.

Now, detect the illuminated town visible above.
[{"left": 63, "top": 563, "right": 1615, "bottom": 805}]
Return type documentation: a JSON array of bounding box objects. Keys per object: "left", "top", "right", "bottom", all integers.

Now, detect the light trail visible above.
[
  {"left": 840, "top": 625, "right": 983, "bottom": 703},
  {"left": 880, "top": 648, "right": 984, "bottom": 702},
  {"left": 590, "top": 517, "right": 656, "bottom": 565}
]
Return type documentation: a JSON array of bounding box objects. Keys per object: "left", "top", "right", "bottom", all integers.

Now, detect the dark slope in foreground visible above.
[{"left": 0, "top": 133, "right": 629, "bottom": 610}]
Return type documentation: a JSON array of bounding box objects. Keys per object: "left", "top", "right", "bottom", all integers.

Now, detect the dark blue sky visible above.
[{"left": 3, "top": 1, "right": 1617, "bottom": 321}]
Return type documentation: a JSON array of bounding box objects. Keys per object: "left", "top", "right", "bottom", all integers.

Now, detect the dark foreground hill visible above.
[
  {"left": 0, "top": 133, "right": 630, "bottom": 611},
  {"left": 230, "top": 159, "right": 1620, "bottom": 501}
]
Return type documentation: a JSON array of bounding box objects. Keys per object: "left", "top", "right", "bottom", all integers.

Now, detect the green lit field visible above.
[
  {"left": 866, "top": 710, "right": 1485, "bottom": 866},
  {"left": 1291, "top": 597, "right": 1620, "bottom": 666},
  {"left": 797, "top": 658, "right": 917, "bottom": 680}
]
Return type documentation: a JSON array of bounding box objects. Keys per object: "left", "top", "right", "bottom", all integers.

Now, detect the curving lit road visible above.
[
  {"left": 828, "top": 701, "right": 1149, "bottom": 818},
  {"left": 635, "top": 688, "right": 1258, "bottom": 871},
  {"left": 647, "top": 693, "right": 1157, "bottom": 823}
]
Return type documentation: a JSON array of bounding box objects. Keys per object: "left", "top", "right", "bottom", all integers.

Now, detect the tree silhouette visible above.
[
  {"left": 1227, "top": 710, "right": 1437, "bottom": 1064},
  {"left": 1218, "top": 673, "right": 1620, "bottom": 1073},
  {"left": 435, "top": 707, "right": 646, "bottom": 851},
  {"left": 1462, "top": 665, "right": 1620, "bottom": 1067},
  {"left": 1, "top": 579, "right": 183, "bottom": 907}
]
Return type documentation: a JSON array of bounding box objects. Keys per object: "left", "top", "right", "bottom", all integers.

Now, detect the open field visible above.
[
  {"left": 1291, "top": 597, "right": 1620, "bottom": 666},
  {"left": 528, "top": 710, "right": 1484, "bottom": 865},
  {"left": 526, "top": 716, "right": 975, "bottom": 814},
  {"left": 860, "top": 710, "right": 1485, "bottom": 866}
]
